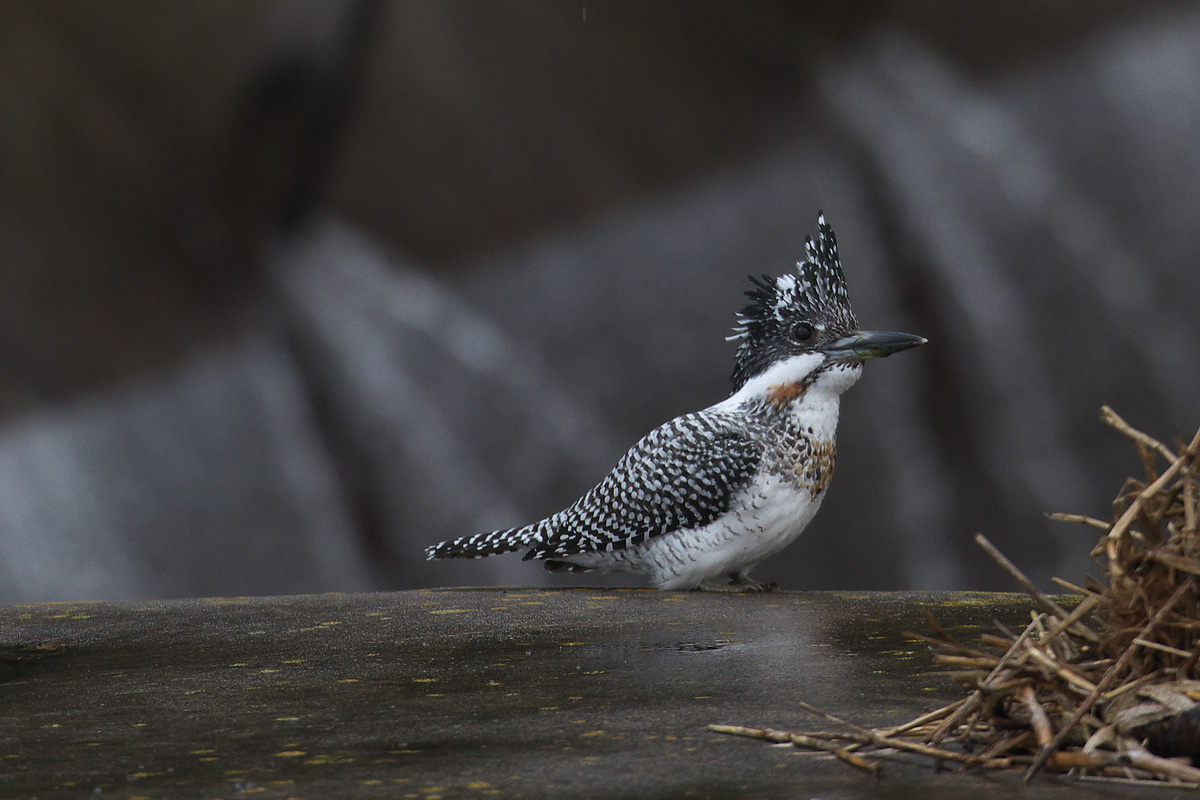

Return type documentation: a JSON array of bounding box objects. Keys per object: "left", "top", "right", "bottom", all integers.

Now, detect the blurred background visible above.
[{"left": 1, "top": 1, "right": 1198, "bottom": 602}]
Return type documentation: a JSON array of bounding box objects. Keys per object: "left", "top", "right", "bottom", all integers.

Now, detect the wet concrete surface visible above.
[{"left": 0, "top": 589, "right": 1189, "bottom": 799}]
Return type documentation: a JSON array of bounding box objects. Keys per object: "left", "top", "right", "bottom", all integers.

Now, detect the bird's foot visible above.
[
  {"left": 731, "top": 579, "right": 778, "bottom": 593},
  {"left": 690, "top": 574, "right": 778, "bottom": 592},
  {"left": 727, "top": 572, "right": 777, "bottom": 593}
]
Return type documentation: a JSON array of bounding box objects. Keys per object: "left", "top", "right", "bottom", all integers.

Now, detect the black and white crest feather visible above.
[{"left": 729, "top": 212, "right": 858, "bottom": 390}]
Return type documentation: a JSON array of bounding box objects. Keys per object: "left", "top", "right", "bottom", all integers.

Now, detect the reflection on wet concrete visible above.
[{"left": 0, "top": 589, "right": 1154, "bottom": 798}]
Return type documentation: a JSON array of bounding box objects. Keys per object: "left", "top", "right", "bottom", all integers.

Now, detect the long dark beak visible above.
[{"left": 825, "top": 330, "right": 927, "bottom": 361}]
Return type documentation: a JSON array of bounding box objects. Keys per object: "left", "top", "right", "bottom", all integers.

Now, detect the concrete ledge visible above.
[{"left": 0, "top": 589, "right": 1153, "bottom": 798}]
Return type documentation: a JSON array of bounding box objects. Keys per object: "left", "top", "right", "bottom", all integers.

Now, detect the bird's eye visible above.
[{"left": 791, "top": 322, "right": 814, "bottom": 342}]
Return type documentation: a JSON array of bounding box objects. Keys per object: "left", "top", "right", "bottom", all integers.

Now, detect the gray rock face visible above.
[{"left": 0, "top": 334, "right": 370, "bottom": 601}]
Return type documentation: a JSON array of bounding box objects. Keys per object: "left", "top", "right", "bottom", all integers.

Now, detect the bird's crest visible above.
[{"left": 728, "top": 213, "right": 859, "bottom": 389}]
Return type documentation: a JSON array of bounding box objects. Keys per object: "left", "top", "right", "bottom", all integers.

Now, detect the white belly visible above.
[{"left": 562, "top": 478, "right": 825, "bottom": 589}]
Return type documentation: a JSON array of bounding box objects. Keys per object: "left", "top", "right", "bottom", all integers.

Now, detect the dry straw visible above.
[{"left": 712, "top": 406, "right": 1200, "bottom": 786}]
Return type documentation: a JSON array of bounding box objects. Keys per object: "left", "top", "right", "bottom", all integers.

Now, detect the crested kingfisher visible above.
[{"left": 427, "top": 213, "right": 926, "bottom": 590}]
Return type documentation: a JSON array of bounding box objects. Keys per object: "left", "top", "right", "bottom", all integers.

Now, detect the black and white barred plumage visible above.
[
  {"left": 429, "top": 412, "right": 760, "bottom": 560},
  {"left": 426, "top": 213, "right": 925, "bottom": 590}
]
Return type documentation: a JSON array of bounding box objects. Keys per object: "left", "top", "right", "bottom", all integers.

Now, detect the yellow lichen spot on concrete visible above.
[
  {"left": 274, "top": 750, "right": 306, "bottom": 758},
  {"left": 189, "top": 749, "right": 215, "bottom": 755},
  {"left": 338, "top": 678, "right": 360, "bottom": 683},
  {"left": 261, "top": 669, "right": 280, "bottom": 674},
  {"left": 560, "top": 642, "right": 585, "bottom": 647},
  {"left": 465, "top": 781, "right": 491, "bottom": 790},
  {"left": 362, "top": 779, "right": 384, "bottom": 786},
  {"left": 567, "top": 696, "right": 582, "bottom": 700},
  {"left": 41, "top": 723, "right": 60, "bottom": 729},
  {"left": 228, "top": 663, "right": 249, "bottom": 668},
  {"left": 283, "top": 659, "right": 307, "bottom": 664},
  {"left": 580, "top": 730, "right": 605, "bottom": 737},
  {"left": 694, "top": 695, "right": 712, "bottom": 700},
  {"left": 429, "top": 608, "right": 472, "bottom": 615},
  {"left": 275, "top": 716, "right": 301, "bottom": 722},
  {"left": 426, "top": 693, "right": 444, "bottom": 697},
  {"left": 412, "top": 677, "right": 438, "bottom": 683}
]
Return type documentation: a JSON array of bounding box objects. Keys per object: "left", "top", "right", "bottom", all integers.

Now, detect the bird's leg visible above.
[{"left": 727, "top": 569, "right": 778, "bottom": 593}]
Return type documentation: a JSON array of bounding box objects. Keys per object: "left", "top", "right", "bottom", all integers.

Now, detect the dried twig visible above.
[
  {"left": 1046, "top": 512, "right": 1111, "bottom": 531},
  {"left": 707, "top": 724, "right": 881, "bottom": 774},
  {"left": 974, "top": 533, "right": 1098, "bottom": 642},
  {"left": 1101, "top": 406, "right": 1178, "bottom": 464}
]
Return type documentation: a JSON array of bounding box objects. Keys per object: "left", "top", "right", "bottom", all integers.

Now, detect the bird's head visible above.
[{"left": 728, "top": 213, "right": 926, "bottom": 392}]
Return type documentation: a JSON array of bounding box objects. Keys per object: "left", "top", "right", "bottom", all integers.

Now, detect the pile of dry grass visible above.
[{"left": 712, "top": 406, "right": 1200, "bottom": 787}]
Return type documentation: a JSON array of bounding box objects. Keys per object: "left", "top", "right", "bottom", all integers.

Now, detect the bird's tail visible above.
[{"left": 425, "top": 521, "right": 547, "bottom": 560}]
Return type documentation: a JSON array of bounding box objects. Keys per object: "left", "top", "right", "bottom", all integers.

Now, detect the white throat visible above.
[{"left": 716, "top": 353, "right": 863, "bottom": 438}]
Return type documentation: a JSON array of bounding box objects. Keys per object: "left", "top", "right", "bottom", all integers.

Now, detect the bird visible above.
[{"left": 426, "top": 213, "right": 926, "bottom": 590}]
